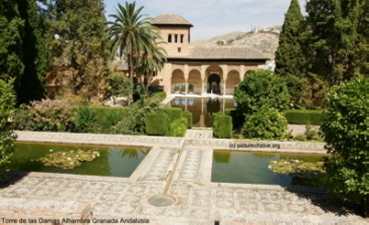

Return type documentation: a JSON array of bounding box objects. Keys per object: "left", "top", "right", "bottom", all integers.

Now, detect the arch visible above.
[
  {"left": 187, "top": 69, "right": 201, "bottom": 94},
  {"left": 205, "top": 65, "right": 223, "bottom": 94},
  {"left": 171, "top": 69, "right": 185, "bottom": 93},
  {"left": 207, "top": 74, "right": 221, "bottom": 94},
  {"left": 226, "top": 70, "right": 241, "bottom": 95}
]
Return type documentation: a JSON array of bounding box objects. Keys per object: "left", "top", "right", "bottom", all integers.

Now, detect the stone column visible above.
[
  {"left": 184, "top": 64, "right": 189, "bottom": 95},
  {"left": 201, "top": 65, "right": 207, "bottom": 95}
]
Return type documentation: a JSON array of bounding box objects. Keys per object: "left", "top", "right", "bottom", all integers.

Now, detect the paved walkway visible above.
[{"left": 0, "top": 131, "right": 367, "bottom": 224}]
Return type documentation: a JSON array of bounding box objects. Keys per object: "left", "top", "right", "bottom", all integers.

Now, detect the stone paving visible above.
[{"left": 0, "top": 131, "right": 367, "bottom": 224}]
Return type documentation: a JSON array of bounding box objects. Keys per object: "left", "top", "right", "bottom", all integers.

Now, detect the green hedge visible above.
[
  {"left": 213, "top": 113, "right": 233, "bottom": 138},
  {"left": 182, "top": 110, "right": 193, "bottom": 128},
  {"left": 163, "top": 108, "right": 182, "bottom": 122},
  {"left": 167, "top": 117, "right": 187, "bottom": 137},
  {"left": 283, "top": 110, "right": 324, "bottom": 125},
  {"left": 149, "top": 91, "right": 166, "bottom": 102},
  {"left": 145, "top": 112, "right": 170, "bottom": 135},
  {"left": 225, "top": 108, "right": 244, "bottom": 129}
]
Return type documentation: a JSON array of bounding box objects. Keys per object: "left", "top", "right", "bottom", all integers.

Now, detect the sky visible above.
[{"left": 104, "top": 0, "right": 307, "bottom": 41}]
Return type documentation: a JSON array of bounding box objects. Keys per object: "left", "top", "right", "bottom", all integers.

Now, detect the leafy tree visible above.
[
  {"left": 275, "top": 0, "right": 309, "bottom": 103},
  {"left": 42, "top": 0, "right": 111, "bottom": 104},
  {"left": 108, "top": 2, "right": 166, "bottom": 104},
  {"left": 234, "top": 70, "right": 289, "bottom": 140},
  {"left": 0, "top": 79, "right": 16, "bottom": 180},
  {"left": 234, "top": 70, "right": 290, "bottom": 115},
  {"left": 242, "top": 108, "right": 287, "bottom": 140},
  {"left": 321, "top": 76, "right": 369, "bottom": 216},
  {"left": 0, "top": 1, "right": 24, "bottom": 82}
]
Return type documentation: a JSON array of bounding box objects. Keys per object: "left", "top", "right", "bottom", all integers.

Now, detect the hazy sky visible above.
[{"left": 104, "top": 0, "right": 307, "bottom": 41}]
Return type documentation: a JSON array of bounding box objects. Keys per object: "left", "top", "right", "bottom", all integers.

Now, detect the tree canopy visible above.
[
  {"left": 321, "top": 76, "right": 369, "bottom": 217},
  {"left": 0, "top": 0, "right": 46, "bottom": 105}
]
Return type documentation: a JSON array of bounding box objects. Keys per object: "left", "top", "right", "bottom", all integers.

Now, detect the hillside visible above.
[{"left": 191, "top": 27, "right": 281, "bottom": 59}]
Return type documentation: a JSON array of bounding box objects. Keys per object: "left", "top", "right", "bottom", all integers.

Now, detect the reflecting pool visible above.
[
  {"left": 10, "top": 142, "right": 149, "bottom": 177},
  {"left": 212, "top": 151, "right": 327, "bottom": 187},
  {"left": 168, "top": 97, "right": 235, "bottom": 127}
]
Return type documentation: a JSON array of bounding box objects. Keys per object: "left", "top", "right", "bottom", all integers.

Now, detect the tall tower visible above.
[{"left": 151, "top": 14, "right": 193, "bottom": 56}]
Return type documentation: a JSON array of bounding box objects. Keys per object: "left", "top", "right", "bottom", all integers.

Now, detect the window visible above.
[
  {"left": 180, "top": 34, "right": 184, "bottom": 43},
  {"left": 178, "top": 47, "right": 181, "bottom": 52},
  {"left": 168, "top": 34, "right": 172, "bottom": 43},
  {"left": 174, "top": 34, "right": 178, "bottom": 43}
]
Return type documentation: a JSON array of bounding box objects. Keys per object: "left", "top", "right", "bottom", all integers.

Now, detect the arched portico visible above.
[
  {"left": 171, "top": 69, "right": 185, "bottom": 93},
  {"left": 188, "top": 69, "right": 201, "bottom": 94},
  {"left": 208, "top": 74, "right": 221, "bottom": 94},
  {"left": 226, "top": 70, "right": 241, "bottom": 95}
]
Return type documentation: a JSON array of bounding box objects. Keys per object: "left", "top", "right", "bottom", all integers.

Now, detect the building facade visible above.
[{"left": 150, "top": 14, "right": 270, "bottom": 96}]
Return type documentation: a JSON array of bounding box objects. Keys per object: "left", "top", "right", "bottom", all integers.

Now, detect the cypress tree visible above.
[
  {"left": 275, "top": 0, "right": 309, "bottom": 104},
  {"left": 0, "top": 0, "right": 46, "bottom": 104},
  {"left": 17, "top": 0, "right": 47, "bottom": 104}
]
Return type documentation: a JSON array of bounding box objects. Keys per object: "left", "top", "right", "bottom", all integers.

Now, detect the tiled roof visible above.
[
  {"left": 171, "top": 46, "right": 269, "bottom": 60},
  {"left": 151, "top": 13, "right": 193, "bottom": 26}
]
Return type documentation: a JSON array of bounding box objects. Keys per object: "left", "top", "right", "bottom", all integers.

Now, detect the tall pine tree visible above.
[{"left": 275, "top": 0, "right": 308, "bottom": 104}]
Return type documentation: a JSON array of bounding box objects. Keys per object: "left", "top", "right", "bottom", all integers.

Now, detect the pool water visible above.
[
  {"left": 169, "top": 97, "right": 235, "bottom": 127},
  {"left": 10, "top": 142, "right": 149, "bottom": 177},
  {"left": 212, "top": 151, "right": 328, "bottom": 187}
]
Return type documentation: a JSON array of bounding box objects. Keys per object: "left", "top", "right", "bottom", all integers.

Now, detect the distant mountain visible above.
[{"left": 191, "top": 26, "right": 281, "bottom": 59}]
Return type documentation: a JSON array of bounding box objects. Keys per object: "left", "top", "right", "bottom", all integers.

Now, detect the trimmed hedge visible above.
[
  {"left": 145, "top": 112, "right": 170, "bottom": 135},
  {"left": 225, "top": 108, "right": 244, "bottom": 129},
  {"left": 212, "top": 113, "right": 233, "bottom": 139},
  {"left": 182, "top": 110, "right": 193, "bottom": 128},
  {"left": 167, "top": 117, "right": 187, "bottom": 137},
  {"left": 87, "top": 106, "right": 129, "bottom": 131},
  {"left": 283, "top": 110, "right": 324, "bottom": 125},
  {"left": 150, "top": 91, "right": 166, "bottom": 102},
  {"left": 163, "top": 108, "right": 182, "bottom": 122}
]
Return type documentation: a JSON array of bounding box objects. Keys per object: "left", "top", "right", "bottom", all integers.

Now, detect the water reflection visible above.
[
  {"left": 11, "top": 143, "right": 149, "bottom": 178},
  {"left": 169, "top": 97, "right": 235, "bottom": 127},
  {"left": 120, "top": 148, "right": 149, "bottom": 159},
  {"left": 212, "top": 151, "right": 326, "bottom": 187}
]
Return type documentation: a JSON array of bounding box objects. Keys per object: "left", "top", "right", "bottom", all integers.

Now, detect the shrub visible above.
[
  {"left": 213, "top": 113, "right": 233, "bottom": 138},
  {"left": 225, "top": 108, "right": 244, "bottom": 129},
  {"left": 102, "top": 110, "right": 122, "bottom": 128},
  {"left": 163, "top": 108, "right": 182, "bottom": 122},
  {"left": 321, "top": 76, "right": 369, "bottom": 216},
  {"left": 242, "top": 108, "right": 287, "bottom": 140},
  {"left": 0, "top": 80, "right": 16, "bottom": 180},
  {"left": 73, "top": 106, "right": 99, "bottom": 133},
  {"left": 283, "top": 110, "right": 324, "bottom": 125},
  {"left": 145, "top": 112, "right": 170, "bottom": 135},
  {"left": 182, "top": 110, "right": 193, "bottom": 128},
  {"left": 167, "top": 118, "right": 187, "bottom": 137},
  {"left": 13, "top": 99, "right": 74, "bottom": 132},
  {"left": 234, "top": 69, "right": 290, "bottom": 115},
  {"left": 149, "top": 91, "right": 166, "bottom": 102}
]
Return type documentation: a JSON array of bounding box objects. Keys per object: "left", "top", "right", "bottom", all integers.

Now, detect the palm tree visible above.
[
  {"left": 137, "top": 44, "right": 167, "bottom": 87},
  {"left": 107, "top": 2, "right": 166, "bottom": 104}
]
